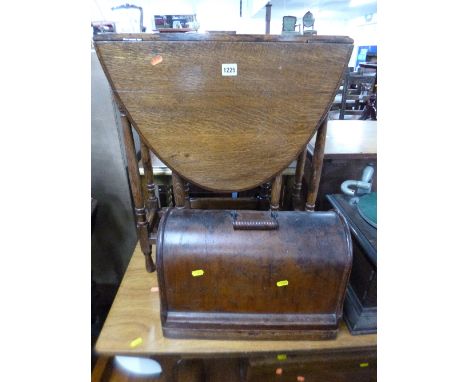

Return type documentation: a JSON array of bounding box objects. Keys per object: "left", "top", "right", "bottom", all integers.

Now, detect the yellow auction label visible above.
[
  {"left": 130, "top": 337, "right": 143, "bottom": 348},
  {"left": 276, "top": 280, "right": 289, "bottom": 287},
  {"left": 192, "top": 269, "right": 204, "bottom": 277},
  {"left": 360, "top": 362, "right": 369, "bottom": 368},
  {"left": 277, "top": 354, "right": 287, "bottom": 361}
]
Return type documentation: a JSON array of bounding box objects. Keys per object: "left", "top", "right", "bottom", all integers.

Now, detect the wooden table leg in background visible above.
[
  {"left": 306, "top": 118, "right": 328, "bottom": 212},
  {"left": 119, "top": 106, "right": 155, "bottom": 273}
]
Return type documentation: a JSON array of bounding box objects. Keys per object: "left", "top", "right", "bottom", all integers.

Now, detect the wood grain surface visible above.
[
  {"left": 94, "top": 34, "right": 353, "bottom": 191},
  {"left": 95, "top": 244, "right": 376, "bottom": 356}
]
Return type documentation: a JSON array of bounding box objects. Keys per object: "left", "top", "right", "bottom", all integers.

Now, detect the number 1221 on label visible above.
[{"left": 222, "top": 63, "right": 237, "bottom": 76}]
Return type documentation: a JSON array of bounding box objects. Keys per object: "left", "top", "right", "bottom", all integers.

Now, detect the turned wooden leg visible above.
[
  {"left": 140, "top": 141, "right": 160, "bottom": 231},
  {"left": 293, "top": 148, "right": 307, "bottom": 210},
  {"left": 270, "top": 174, "right": 283, "bottom": 211},
  {"left": 172, "top": 172, "right": 186, "bottom": 208},
  {"left": 140, "top": 141, "right": 159, "bottom": 211},
  {"left": 306, "top": 118, "right": 328, "bottom": 212},
  {"left": 119, "top": 106, "right": 155, "bottom": 272}
]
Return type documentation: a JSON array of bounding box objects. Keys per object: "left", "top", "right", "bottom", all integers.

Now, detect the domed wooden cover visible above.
[{"left": 94, "top": 34, "right": 353, "bottom": 191}]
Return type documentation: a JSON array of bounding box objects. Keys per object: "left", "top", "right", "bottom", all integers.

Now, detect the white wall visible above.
[
  {"left": 91, "top": 0, "right": 377, "bottom": 64},
  {"left": 91, "top": 0, "right": 240, "bottom": 32},
  {"left": 347, "top": 14, "right": 377, "bottom": 67}
]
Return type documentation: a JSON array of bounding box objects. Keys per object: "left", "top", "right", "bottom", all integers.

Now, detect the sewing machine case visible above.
[{"left": 156, "top": 208, "right": 352, "bottom": 340}]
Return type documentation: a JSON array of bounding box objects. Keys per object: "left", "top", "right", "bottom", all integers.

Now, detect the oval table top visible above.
[{"left": 94, "top": 34, "right": 353, "bottom": 191}]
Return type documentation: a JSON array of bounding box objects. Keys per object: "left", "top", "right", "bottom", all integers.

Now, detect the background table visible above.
[
  {"left": 308, "top": 120, "right": 376, "bottom": 159},
  {"left": 96, "top": 246, "right": 376, "bottom": 357},
  {"left": 93, "top": 243, "right": 376, "bottom": 381}
]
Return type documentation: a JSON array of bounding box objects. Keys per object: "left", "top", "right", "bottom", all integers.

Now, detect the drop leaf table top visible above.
[{"left": 94, "top": 33, "right": 353, "bottom": 192}]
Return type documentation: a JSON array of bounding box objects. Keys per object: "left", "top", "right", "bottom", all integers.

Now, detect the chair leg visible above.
[{"left": 119, "top": 105, "right": 155, "bottom": 272}]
